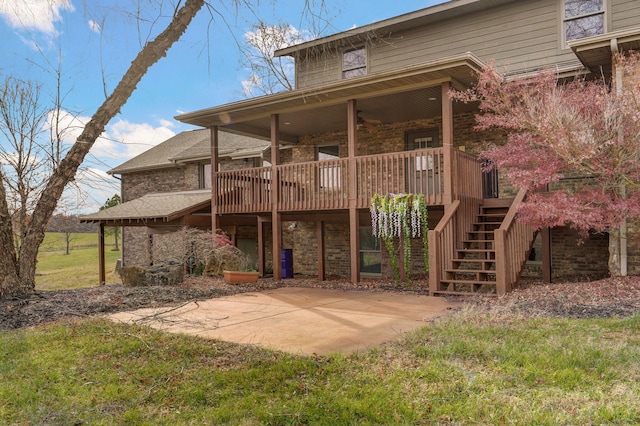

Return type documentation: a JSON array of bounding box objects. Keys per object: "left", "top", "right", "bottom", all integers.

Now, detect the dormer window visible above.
[
  {"left": 342, "top": 47, "right": 367, "bottom": 78},
  {"left": 563, "top": 0, "right": 605, "bottom": 43}
]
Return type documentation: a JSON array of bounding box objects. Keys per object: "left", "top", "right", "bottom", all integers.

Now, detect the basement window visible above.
[
  {"left": 360, "top": 226, "right": 381, "bottom": 276},
  {"left": 343, "top": 47, "right": 367, "bottom": 79},
  {"left": 563, "top": 0, "right": 605, "bottom": 43}
]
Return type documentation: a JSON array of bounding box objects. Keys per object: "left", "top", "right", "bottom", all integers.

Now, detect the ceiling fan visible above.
[{"left": 356, "top": 110, "right": 382, "bottom": 128}]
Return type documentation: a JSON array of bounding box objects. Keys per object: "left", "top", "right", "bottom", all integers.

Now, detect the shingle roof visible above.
[
  {"left": 109, "top": 129, "right": 269, "bottom": 174},
  {"left": 80, "top": 190, "right": 211, "bottom": 224}
]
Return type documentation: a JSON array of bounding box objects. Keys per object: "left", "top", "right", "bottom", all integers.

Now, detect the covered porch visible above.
[{"left": 177, "top": 53, "right": 489, "bottom": 284}]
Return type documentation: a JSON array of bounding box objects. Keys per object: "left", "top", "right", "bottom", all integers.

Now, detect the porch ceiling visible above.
[
  {"left": 569, "top": 27, "right": 640, "bottom": 80},
  {"left": 176, "top": 53, "right": 485, "bottom": 142}
]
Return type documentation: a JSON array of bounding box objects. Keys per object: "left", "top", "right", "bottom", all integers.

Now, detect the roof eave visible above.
[
  {"left": 108, "top": 163, "right": 180, "bottom": 176},
  {"left": 175, "top": 52, "right": 486, "bottom": 128},
  {"left": 275, "top": 0, "right": 515, "bottom": 57}
]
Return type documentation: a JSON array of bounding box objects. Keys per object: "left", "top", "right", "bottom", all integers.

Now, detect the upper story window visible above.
[
  {"left": 342, "top": 47, "right": 367, "bottom": 79},
  {"left": 563, "top": 0, "right": 605, "bottom": 43}
]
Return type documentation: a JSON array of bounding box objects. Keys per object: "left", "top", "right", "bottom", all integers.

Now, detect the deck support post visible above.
[
  {"left": 257, "top": 216, "right": 266, "bottom": 276},
  {"left": 317, "top": 221, "right": 325, "bottom": 281},
  {"left": 442, "top": 81, "right": 454, "bottom": 204},
  {"left": 541, "top": 227, "right": 552, "bottom": 283},
  {"left": 271, "top": 114, "right": 282, "bottom": 280},
  {"left": 210, "top": 126, "right": 219, "bottom": 232},
  {"left": 99, "top": 223, "right": 106, "bottom": 285},
  {"left": 347, "top": 99, "right": 360, "bottom": 283}
]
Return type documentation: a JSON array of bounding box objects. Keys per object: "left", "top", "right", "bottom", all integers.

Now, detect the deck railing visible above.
[
  {"left": 428, "top": 200, "right": 459, "bottom": 294},
  {"left": 494, "top": 188, "right": 537, "bottom": 295},
  {"left": 215, "top": 148, "right": 451, "bottom": 213},
  {"left": 355, "top": 148, "right": 445, "bottom": 208},
  {"left": 452, "top": 149, "right": 484, "bottom": 248},
  {"left": 216, "top": 167, "right": 271, "bottom": 213}
]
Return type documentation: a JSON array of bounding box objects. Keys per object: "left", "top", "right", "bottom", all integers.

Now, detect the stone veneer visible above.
[{"left": 119, "top": 115, "right": 636, "bottom": 282}]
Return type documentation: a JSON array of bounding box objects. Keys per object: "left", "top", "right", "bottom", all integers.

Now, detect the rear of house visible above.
[{"left": 87, "top": 0, "right": 640, "bottom": 294}]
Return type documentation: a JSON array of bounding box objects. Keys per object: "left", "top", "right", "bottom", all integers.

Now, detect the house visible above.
[
  {"left": 80, "top": 129, "right": 273, "bottom": 279},
  {"left": 87, "top": 0, "right": 640, "bottom": 295}
]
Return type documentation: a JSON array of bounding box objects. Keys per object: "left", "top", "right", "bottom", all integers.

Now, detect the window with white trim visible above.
[
  {"left": 563, "top": 0, "right": 605, "bottom": 43},
  {"left": 342, "top": 47, "right": 367, "bottom": 78}
]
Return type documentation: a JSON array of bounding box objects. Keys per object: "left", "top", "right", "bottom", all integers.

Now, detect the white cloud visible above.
[
  {"left": 44, "top": 110, "right": 176, "bottom": 162},
  {"left": 88, "top": 19, "right": 101, "bottom": 33},
  {"left": 0, "top": 0, "right": 74, "bottom": 36},
  {"left": 70, "top": 166, "right": 120, "bottom": 212},
  {"left": 108, "top": 119, "right": 176, "bottom": 159},
  {"left": 159, "top": 118, "right": 175, "bottom": 128}
]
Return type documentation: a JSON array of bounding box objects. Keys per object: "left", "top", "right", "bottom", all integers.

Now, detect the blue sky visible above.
[{"left": 0, "top": 0, "right": 442, "bottom": 211}]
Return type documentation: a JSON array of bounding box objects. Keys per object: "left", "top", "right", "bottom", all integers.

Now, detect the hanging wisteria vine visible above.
[{"left": 370, "top": 193, "right": 429, "bottom": 282}]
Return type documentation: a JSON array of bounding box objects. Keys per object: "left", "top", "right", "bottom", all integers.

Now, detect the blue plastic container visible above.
[{"left": 281, "top": 249, "right": 293, "bottom": 279}]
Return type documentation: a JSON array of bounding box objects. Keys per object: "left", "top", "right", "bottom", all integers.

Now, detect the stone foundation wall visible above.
[
  {"left": 123, "top": 227, "right": 150, "bottom": 267},
  {"left": 627, "top": 218, "right": 640, "bottom": 275},
  {"left": 550, "top": 227, "right": 609, "bottom": 281}
]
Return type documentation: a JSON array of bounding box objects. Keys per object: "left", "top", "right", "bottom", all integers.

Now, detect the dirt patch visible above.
[{"left": 1, "top": 275, "right": 639, "bottom": 331}]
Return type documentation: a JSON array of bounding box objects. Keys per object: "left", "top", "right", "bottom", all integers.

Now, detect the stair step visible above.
[
  {"left": 438, "top": 280, "right": 498, "bottom": 296},
  {"left": 482, "top": 198, "right": 514, "bottom": 208},
  {"left": 441, "top": 279, "right": 497, "bottom": 285},
  {"left": 452, "top": 258, "right": 496, "bottom": 265},
  {"left": 445, "top": 269, "right": 497, "bottom": 276},
  {"left": 477, "top": 213, "right": 506, "bottom": 220},
  {"left": 433, "top": 290, "right": 498, "bottom": 297},
  {"left": 457, "top": 248, "right": 496, "bottom": 256},
  {"left": 462, "top": 240, "right": 495, "bottom": 248}
]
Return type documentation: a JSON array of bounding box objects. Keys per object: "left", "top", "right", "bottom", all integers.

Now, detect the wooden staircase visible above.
[
  {"left": 429, "top": 192, "right": 536, "bottom": 297},
  {"left": 436, "top": 199, "right": 510, "bottom": 296}
]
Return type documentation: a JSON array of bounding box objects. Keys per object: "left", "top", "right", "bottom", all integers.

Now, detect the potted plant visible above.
[{"left": 223, "top": 269, "right": 260, "bottom": 284}]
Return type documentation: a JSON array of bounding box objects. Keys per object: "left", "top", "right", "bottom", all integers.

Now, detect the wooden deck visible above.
[
  {"left": 214, "top": 147, "right": 536, "bottom": 296},
  {"left": 214, "top": 148, "right": 482, "bottom": 213}
]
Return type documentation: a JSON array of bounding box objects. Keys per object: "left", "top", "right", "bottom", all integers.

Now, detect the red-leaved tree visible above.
[{"left": 452, "top": 52, "right": 640, "bottom": 276}]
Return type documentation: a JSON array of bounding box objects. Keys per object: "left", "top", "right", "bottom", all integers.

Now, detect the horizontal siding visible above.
[
  {"left": 296, "top": 0, "right": 640, "bottom": 87},
  {"left": 296, "top": 49, "right": 341, "bottom": 88},
  {"left": 370, "top": 0, "right": 573, "bottom": 76},
  {"left": 611, "top": 0, "right": 640, "bottom": 30}
]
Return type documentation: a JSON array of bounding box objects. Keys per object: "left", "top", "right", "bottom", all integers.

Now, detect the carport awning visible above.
[{"left": 80, "top": 190, "right": 211, "bottom": 226}]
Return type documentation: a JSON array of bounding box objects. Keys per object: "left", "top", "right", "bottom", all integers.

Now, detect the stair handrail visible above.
[
  {"left": 428, "top": 200, "right": 460, "bottom": 295},
  {"left": 494, "top": 188, "right": 537, "bottom": 295}
]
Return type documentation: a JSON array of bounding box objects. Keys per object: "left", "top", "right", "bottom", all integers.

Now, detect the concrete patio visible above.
[{"left": 109, "top": 287, "right": 460, "bottom": 355}]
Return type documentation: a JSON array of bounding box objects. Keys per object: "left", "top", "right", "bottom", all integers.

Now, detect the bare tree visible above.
[
  {"left": 0, "top": 77, "right": 49, "bottom": 250},
  {"left": 240, "top": 21, "right": 312, "bottom": 96},
  {"left": 0, "top": 0, "right": 205, "bottom": 299}
]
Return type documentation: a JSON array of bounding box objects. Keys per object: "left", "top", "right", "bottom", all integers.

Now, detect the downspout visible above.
[{"left": 611, "top": 38, "right": 628, "bottom": 276}]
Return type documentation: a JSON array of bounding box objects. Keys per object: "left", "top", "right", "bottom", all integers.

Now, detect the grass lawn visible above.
[
  {"left": 1, "top": 312, "right": 638, "bottom": 425},
  {"left": 36, "top": 232, "right": 121, "bottom": 290}
]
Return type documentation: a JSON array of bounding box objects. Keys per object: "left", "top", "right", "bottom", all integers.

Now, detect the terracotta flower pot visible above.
[{"left": 223, "top": 270, "right": 260, "bottom": 284}]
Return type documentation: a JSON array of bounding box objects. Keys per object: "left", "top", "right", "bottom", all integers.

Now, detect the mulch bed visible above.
[{"left": 1, "top": 275, "right": 639, "bottom": 331}]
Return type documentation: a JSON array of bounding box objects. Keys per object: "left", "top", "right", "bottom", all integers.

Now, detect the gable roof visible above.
[
  {"left": 80, "top": 190, "right": 211, "bottom": 225},
  {"left": 109, "top": 129, "right": 269, "bottom": 175}
]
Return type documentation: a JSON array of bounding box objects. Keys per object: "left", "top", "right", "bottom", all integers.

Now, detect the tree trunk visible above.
[
  {"left": 114, "top": 227, "right": 120, "bottom": 251},
  {"left": 65, "top": 232, "right": 71, "bottom": 255},
  {"left": 0, "top": 0, "right": 205, "bottom": 299},
  {"left": 608, "top": 227, "right": 622, "bottom": 277}
]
